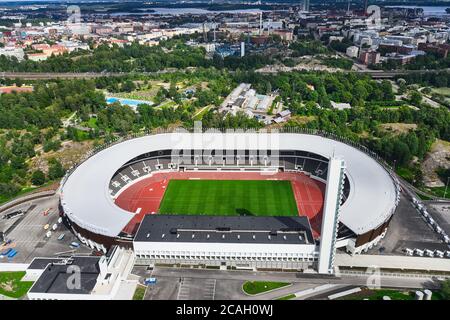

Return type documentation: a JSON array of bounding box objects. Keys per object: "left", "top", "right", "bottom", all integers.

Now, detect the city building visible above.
[
  {"left": 26, "top": 246, "right": 136, "bottom": 300},
  {"left": 359, "top": 50, "right": 380, "bottom": 65}
]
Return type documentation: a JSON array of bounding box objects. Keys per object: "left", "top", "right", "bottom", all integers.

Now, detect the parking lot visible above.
[
  {"left": 177, "top": 278, "right": 216, "bottom": 300},
  {"left": 366, "top": 194, "right": 448, "bottom": 255},
  {"left": 132, "top": 266, "right": 219, "bottom": 300},
  {"left": 426, "top": 202, "right": 450, "bottom": 236},
  {"left": 0, "top": 195, "right": 92, "bottom": 263},
  {"left": 130, "top": 266, "right": 343, "bottom": 300}
]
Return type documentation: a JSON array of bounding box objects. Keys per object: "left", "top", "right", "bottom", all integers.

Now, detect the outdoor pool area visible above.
[{"left": 106, "top": 97, "right": 153, "bottom": 108}]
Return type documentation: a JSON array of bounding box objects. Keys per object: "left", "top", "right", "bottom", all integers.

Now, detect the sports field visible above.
[{"left": 158, "top": 179, "right": 299, "bottom": 216}]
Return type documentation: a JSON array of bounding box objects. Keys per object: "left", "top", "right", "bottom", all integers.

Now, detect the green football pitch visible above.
[{"left": 158, "top": 179, "right": 299, "bottom": 216}]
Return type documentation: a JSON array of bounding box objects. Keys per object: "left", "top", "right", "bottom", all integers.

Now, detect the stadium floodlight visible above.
[{"left": 318, "top": 157, "right": 346, "bottom": 274}]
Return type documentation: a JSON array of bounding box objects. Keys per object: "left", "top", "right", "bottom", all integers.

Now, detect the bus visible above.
[{"left": 3, "top": 210, "right": 24, "bottom": 220}]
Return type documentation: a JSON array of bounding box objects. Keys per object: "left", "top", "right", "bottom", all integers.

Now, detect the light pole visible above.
[{"left": 444, "top": 177, "right": 449, "bottom": 199}]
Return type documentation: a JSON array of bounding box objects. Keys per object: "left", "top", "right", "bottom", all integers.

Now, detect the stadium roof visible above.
[
  {"left": 134, "top": 215, "right": 315, "bottom": 245},
  {"left": 60, "top": 132, "right": 397, "bottom": 237}
]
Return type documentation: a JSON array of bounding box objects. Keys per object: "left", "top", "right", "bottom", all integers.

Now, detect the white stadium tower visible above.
[{"left": 59, "top": 129, "right": 400, "bottom": 274}]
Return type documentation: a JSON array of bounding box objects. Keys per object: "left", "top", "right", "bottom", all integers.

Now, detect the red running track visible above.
[{"left": 115, "top": 171, "right": 325, "bottom": 238}]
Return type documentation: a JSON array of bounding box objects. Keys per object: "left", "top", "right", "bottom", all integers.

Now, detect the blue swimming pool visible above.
[{"left": 106, "top": 97, "right": 153, "bottom": 107}]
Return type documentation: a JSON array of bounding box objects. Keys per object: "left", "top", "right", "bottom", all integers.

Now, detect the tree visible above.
[
  {"left": 421, "top": 87, "right": 432, "bottom": 95},
  {"left": 31, "top": 170, "right": 46, "bottom": 186},
  {"left": 409, "top": 91, "right": 422, "bottom": 106},
  {"left": 397, "top": 78, "right": 407, "bottom": 94},
  {"left": 393, "top": 140, "right": 412, "bottom": 166},
  {"left": 48, "top": 158, "right": 65, "bottom": 180},
  {"left": 266, "top": 81, "right": 272, "bottom": 95},
  {"left": 121, "top": 80, "right": 136, "bottom": 93},
  {"left": 440, "top": 279, "right": 450, "bottom": 300},
  {"left": 0, "top": 182, "right": 19, "bottom": 198},
  {"left": 436, "top": 167, "right": 450, "bottom": 184}
]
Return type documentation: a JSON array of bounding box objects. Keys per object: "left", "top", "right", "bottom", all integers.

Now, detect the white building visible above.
[
  {"left": 346, "top": 46, "right": 359, "bottom": 58},
  {"left": 0, "top": 46, "right": 25, "bottom": 61},
  {"left": 134, "top": 215, "right": 319, "bottom": 271},
  {"left": 331, "top": 101, "right": 351, "bottom": 110},
  {"left": 220, "top": 83, "right": 274, "bottom": 119},
  {"left": 27, "top": 246, "right": 136, "bottom": 300}
]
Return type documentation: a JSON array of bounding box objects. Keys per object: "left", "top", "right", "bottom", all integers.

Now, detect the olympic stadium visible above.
[{"left": 58, "top": 130, "right": 400, "bottom": 274}]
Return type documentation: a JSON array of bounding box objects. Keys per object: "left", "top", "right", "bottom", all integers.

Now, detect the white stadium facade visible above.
[{"left": 59, "top": 129, "right": 400, "bottom": 274}]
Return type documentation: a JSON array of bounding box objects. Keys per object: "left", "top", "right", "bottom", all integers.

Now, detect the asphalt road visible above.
[{"left": 133, "top": 266, "right": 443, "bottom": 300}]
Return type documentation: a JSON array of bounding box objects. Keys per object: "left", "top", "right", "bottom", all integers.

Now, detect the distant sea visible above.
[
  {"left": 110, "top": 7, "right": 268, "bottom": 16},
  {"left": 385, "top": 6, "right": 449, "bottom": 16}
]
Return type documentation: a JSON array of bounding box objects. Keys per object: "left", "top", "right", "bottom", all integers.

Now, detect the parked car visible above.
[
  {"left": 144, "top": 277, "right": 157, "bottom": 285},
  {"left": 70, "top": 242, "right": 80, "bottom": 248}
]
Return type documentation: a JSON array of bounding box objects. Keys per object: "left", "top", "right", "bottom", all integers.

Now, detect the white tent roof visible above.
[{"left": 61, "top": 132, "right": 397, "bottom": 237}]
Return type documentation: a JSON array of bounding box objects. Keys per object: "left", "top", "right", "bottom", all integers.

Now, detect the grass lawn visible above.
[
  {"left": 276, "top": 293, "right": 296, "bottom": 300},
  {"left": 432, "top": 87, "right": 450, "bottom": 97},
  {"left": 132, "top": 284, "right": 146, "bottom": 300},
  {"left": 242, "top": 281, "right": 290, "bottom": 295},
  {"left": 396, "top": 166, "right": 416, "bottom": 183},
  {"left": 0, "top": 180, "right": 56, "bottom": 205},
  {"left": 157, "top": 100, "right": 178, "bottom": 108},
  {"left": 158, "top": 180, "right": 299, "bottom": 216},
  {"left": 0, "top": 272, "right": 34, "bottom": 299},
  {"left": 86, "top": 117, "right": 98, "bottom": 129},
  {"left": 420, "top": 186, "right": 450, "bottom": 199},
  {"left": 192, "top": 105, "right": 211, "bottom": 121}
]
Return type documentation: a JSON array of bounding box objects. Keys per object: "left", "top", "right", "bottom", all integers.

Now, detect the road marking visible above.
[
  {"left": 177, "top": 278, "right": 191, "bottom": 300},
  {"left": 203, "top": 279, "right": 216, "bottom": 300}
]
